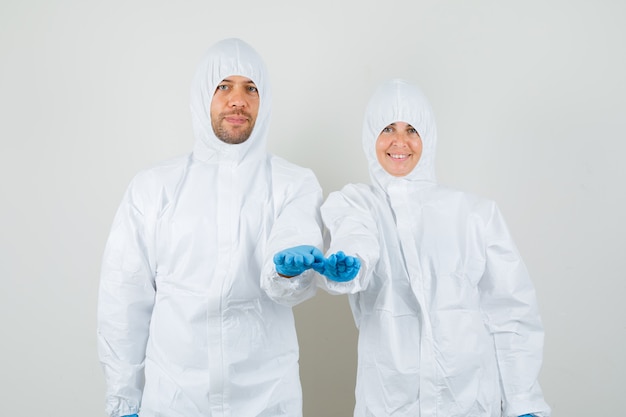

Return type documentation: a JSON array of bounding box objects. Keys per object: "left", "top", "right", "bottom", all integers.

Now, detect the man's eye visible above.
[
  {"left": 217, "top": 85, "right": 228, "bottom": 91},
  {"left": 382, "top": 127, "right": 393, "bottom": 133},
  {"left": 247, "top": 86, "right": 258, "bottom": 93}
]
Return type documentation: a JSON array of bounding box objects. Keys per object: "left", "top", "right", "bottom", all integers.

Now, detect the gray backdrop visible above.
[{"left": 1, "top": 1, "right": 624, "bottom": 415}]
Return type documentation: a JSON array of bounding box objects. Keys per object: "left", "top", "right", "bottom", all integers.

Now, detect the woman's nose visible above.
[{"left": 391, "top": 133, "right": 408, "bottom": 146}]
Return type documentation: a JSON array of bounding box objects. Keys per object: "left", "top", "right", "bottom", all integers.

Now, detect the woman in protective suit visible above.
[{"left": 316, "top": 79, "right": 551, "bottom": 417}]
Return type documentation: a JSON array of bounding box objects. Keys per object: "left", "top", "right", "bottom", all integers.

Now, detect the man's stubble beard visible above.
[{"left": 212, "top": 112, "right": 256, "bottom": 144}]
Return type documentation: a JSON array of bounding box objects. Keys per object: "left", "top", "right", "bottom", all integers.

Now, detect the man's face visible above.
[
  {"left": 210, "top": 75, "right": 260, "bottom": 144},
  {"left": 375, "top": 121, "right": 423, "bottom": 177}
]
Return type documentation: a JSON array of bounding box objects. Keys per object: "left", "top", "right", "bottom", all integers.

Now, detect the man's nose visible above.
[{"left": 228, "top": 88, "right": 246, "bottom": 107}]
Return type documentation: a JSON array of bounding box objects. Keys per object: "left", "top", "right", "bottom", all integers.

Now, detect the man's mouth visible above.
[
  {"left": 222, "top": 111, "right": 250, "bottom": 125},
  {"left": 224, "top": 116, "right": 248, "bottom": 124}
]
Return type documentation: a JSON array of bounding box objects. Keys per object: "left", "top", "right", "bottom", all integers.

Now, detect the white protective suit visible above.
[
  {"left": 319, "top": 79, "right": 551, "bottom": 417},
  {"left": 97, "top": 38, "right": 323, "bottom": 417}
]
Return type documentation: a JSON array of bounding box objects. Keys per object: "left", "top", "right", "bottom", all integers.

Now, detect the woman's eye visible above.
[{"left": 248, "top": 86, "right": 258, "bottom": 93}]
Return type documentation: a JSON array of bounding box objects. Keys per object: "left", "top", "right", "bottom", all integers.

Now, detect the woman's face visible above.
[{"left": 375, "top": 121, "right": 423, "bottom": 177}]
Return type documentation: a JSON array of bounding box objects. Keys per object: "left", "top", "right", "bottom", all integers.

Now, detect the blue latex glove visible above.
[
  {"left": 122, "top": 415, "right": 138, "bottom": 417},
  {"left": 518, "top": 415, "right": 535, "bottom": 417},
  {"left": 273, "top": 245, "right": 325, "bottom": 277},
  {"left": 320, "top": 251, "right": 361, "bottom": 282}
]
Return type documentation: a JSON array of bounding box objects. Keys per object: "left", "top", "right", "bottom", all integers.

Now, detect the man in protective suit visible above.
[{"left": 97, "top": 38, "right": 324, "bottom": 417}]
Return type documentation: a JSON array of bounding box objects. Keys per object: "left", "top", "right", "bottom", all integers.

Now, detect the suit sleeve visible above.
[
  {"left": 261, "top": 164, "right": 324, "bottom": 307},
  {"left": 97, "top": 176, "right": 157, "bottom": 417},
  {"left": 318, "top": 184, "right": 380, "bottom": 295},
  {"left": 478, "top": 202, "right": 551, "bottom": 417}
]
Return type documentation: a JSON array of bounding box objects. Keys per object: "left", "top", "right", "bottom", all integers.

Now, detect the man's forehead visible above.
[{"left": 219, "top": 75, "right": 256, "bottom": 85}]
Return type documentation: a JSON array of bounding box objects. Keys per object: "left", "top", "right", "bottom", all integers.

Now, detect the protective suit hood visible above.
[
  {"left": 190, "top": 38, "right": 271, "bottom": 164},
  {"left": 362, "top": 79, "right": 437, "bottom": 190}
]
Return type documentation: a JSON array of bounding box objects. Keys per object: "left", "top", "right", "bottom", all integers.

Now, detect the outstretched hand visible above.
[
  {"left": 273, "top": 246, "right": 361, "bottom": 282},
  {"left": 319, "top": 251, "right": 361, "bottom": 282},
  {"left": 273, "top": 245, "right": 325, "bottom": 277}
]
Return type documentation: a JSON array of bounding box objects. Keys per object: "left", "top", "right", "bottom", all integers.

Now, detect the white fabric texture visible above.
[
  {"left": 319, "top": 79, "right": 551, "bottom": 417},
  {"left": 97, "top": 38, "right": 323, "bottom": 417}
]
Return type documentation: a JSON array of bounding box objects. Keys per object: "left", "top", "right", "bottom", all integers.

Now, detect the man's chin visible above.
[
  {"left": 212, "top": 123, "right": 254, "bottom": 144},
  {"left": 216, "top": 131, "right": 252, "bottom": 144}
]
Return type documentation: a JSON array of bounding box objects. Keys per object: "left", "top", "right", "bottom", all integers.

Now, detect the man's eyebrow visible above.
[{"left": 218, "top": 78, "right": 257, "bottom": 87}]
